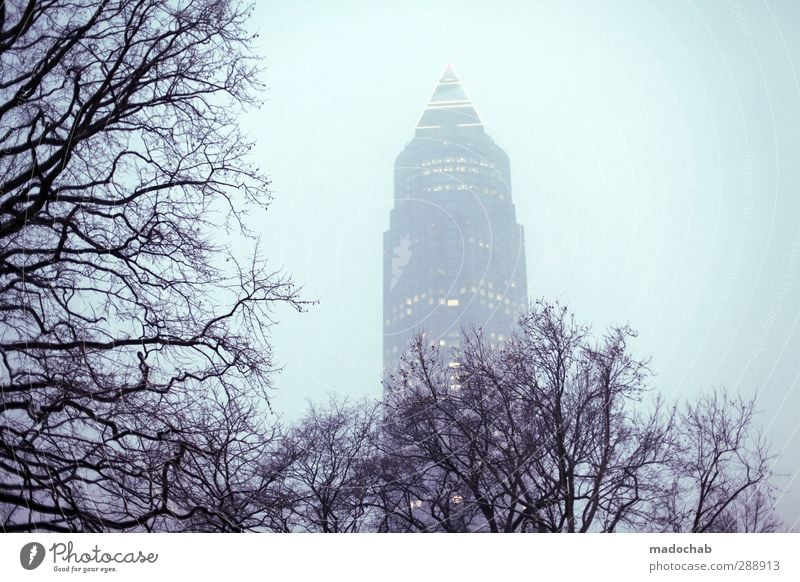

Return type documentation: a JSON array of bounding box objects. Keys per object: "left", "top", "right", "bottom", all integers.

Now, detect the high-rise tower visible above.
[{"left": 383, "top": 66, "right": 528, "bottom": 372}]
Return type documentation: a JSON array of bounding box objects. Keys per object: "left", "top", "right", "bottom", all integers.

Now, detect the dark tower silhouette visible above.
[{"left": 383, "top": 66, "right": 528, "bottom": 375}]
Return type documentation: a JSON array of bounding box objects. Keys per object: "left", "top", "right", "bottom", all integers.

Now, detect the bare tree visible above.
[
  {"left": 282, "top": 301, "right": 780, "bottom": 533},
  {"left": 152, "top": 392, "right": 297, "bottom": 533},
  {"left": 379, "top": 303, "right": 782, "bottom": 533},
  {"left": 656, "top": 388, "right": 778, "bottom": 533},
  {"left": 0, "top": 0, "right": 306, "bottom": 532},
  {"left": 382, "top": 301, "right": 675, "bottom": 532},
  {"left": 282, "top": 398, "right": 381, "bottom": 532},
  {"left": 380, "top": 337, "right": 514, "bottom": 532}
]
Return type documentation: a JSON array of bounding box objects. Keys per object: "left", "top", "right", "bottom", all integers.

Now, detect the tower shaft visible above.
[{"left": 383, "top": 66, "right": 528, "bottom": 374}]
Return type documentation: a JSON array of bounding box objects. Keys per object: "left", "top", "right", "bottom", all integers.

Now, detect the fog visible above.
[{"left": 244, "top": 0, "right": 800, "bottom": 529}]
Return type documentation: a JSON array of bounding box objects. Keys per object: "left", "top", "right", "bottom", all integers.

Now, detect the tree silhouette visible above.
[
  {"left": 378, "top": 301, "right": 779, "bottom": 532},
  {"left": 656, "top": 388, "right": 778, "bottom": 533},
  {"left": 0, "top": 0, "right": 305, "bottom": 532},
  {"left": 282, "top": 398, "right": 381, "bottom": 532}
]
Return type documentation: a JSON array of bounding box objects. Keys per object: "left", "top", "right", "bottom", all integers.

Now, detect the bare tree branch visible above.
[{"left": 0, "top": 0, "right": 309, "bottom": 532}]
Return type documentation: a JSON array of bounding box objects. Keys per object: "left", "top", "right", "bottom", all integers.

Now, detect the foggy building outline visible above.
[{"left": 383, "top": 65, "right": 529, "bottom": 377}]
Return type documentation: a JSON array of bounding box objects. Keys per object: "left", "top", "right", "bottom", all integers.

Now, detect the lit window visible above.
[
  {"left": 448, "top": 362, "right": 460, "bottom": 368},
  {"left": 405, "top": 298, "right": 412, "bottom": 305},
  {"left": 451, "top": 384, "right": 461, "bottom": 391},
  {"left": 447, "top": 299, "right": 459, "bottom": 307},
  {"left": 406, "top": 308, "right": 412, "bottom": 315},
  {"left": 410, "top": 499, "right": 423, "bottom": 509},
  {"left": 439, "top": 340, "right": 447, "bottom": 346},
  {"left": 451, "top": 494, "right": 464, "bottom": 505}
]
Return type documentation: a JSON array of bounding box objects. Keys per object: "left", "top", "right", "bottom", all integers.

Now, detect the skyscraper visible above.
[{"left": 383, "top": 66, "right": 528, "bottom": 373}]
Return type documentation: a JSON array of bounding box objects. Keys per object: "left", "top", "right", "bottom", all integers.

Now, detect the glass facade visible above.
[{"left": 383, "top": 66, "right": 528, "bottom": 375}]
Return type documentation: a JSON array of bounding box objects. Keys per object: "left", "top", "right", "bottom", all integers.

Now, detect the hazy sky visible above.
[{"left": 243, "top": 0, "right": 800, "bottom": 528}]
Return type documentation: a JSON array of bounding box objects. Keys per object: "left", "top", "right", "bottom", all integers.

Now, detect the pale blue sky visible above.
[{"left": 243, "top": 0, "right": 800, "bottom": 528}]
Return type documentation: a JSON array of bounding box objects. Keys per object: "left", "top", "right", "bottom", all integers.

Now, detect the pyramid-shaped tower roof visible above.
[{"left": 415, "top": 65, "right": 483, "bottom": 134}]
